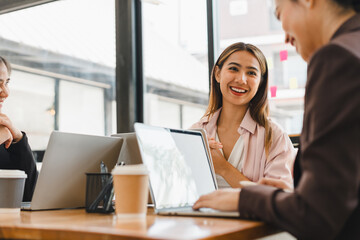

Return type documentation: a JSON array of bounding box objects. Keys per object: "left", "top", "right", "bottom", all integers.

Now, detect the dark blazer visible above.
[
  {"left": 0, "top": 132, "right": 38, "bottom": 201},
  {"left": 238, "top": 14, "right": 360, "bottom": 240}
]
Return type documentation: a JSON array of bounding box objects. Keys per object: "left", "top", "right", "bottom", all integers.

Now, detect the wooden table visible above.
[{"left": 0, "top": 209, "right": 279, "bottom": 240}]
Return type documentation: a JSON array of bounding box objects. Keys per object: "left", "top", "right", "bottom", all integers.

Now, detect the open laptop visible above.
[
  {"left": 22, "top": 131, "right": 123, "bottom": 211},
  {"left": 111, "top": 132, "right": 142, "bottom": 165},
  {"left": 134, "top": 123, "right": 240, "bottom": 218},
  {"left": 111, "top": 132, "right": 153, "bottom": 204}
]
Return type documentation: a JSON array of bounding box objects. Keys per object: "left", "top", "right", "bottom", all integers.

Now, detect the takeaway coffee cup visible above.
[
  {"left": 112, "top": 164, "right": 148, "bottom": 218},
  {"left": 0, "top": 170, "right": 27, "bottom": 213}
]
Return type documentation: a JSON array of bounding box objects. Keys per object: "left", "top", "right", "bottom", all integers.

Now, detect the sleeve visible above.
[
  {"left": 7, "top": 132, "right": 38, "bottom": 201},
  {"left": 238, "top": 44, "right": 360, "bottom": 239},
  {"left": 263, "top": 123, "right": 296, "bottom": 188}
]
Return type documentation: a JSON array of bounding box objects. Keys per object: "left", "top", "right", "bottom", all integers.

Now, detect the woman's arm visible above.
[
  {"left": 258, "top": 177, "right": 293, "bottom": 191},
  {"left": 209, "top": 138, "right": 250, "bottom": 187},
  {"left": 6, "top": 132, "right": 38, "bottom": 201},
  {"left": 0, "top": 125, "right": 12, "bottom": 148},
  {"left": 0, "top": 113, "right": 23, "bottom": 142}
]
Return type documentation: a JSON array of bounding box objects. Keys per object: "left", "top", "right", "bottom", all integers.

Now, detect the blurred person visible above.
[
  {"left": 193, "top": 0, "right": 360, "bottom": 239},
  {"left": 191, "top": 42, "right": 295, "bottom": 189},
  {"left": 0, "top": 56, "right": 38, "bottom": 201}
]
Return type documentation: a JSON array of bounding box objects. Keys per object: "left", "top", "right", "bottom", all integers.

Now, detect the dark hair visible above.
[
  {"left": 0, "top": 56, "right": 11, "bottom": 75},
  {"left": 204, "top": 42, "right": 273, "bottom": 155},
  {"left": 333, "top": 0, "right": 360, "bottom": 12},
  {"left": 291, "top": 0, "right": 360, "bottom": 12}
]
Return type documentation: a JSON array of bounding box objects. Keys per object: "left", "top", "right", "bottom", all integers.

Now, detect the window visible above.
[
  {"left": 3, "top": 70, "right": 55, "bottom": 149},
  {"left": 142, "top": 0, "right": 209, "bottom": 129},
  {"left": 58, "top": 81, "right": 105, "bottom": 135},
  {"left": 215, "top": 0, "right": 305, "bottom": 134},
  {"left": 0, "top": 0, "right": 304, "bottom": 149},
  {"left": 0, "top": 0, "right": 116, "bottom": 149}
]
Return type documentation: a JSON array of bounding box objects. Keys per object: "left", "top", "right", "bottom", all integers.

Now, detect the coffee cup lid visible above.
[
  {"left": 0, "top": 170, "right": 27, "bottom": 178},
  {"left": 112, "top": 164, "right": 148, "bottom": 175}
]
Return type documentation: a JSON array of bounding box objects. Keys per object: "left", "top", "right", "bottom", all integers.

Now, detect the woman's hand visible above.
[
  {"left": 0, "top": 125, "right": 13, "bottom": 148},
  {"left": 0, "top": 113, "right": 23, "bottom": 142},
  {"left": 208, "top": 137, "right": 228, "bottom": 176},
  {"left": 210, "top": 148, "right": 229, "bottom": 176},
  {"left": 207, "top": 137, "right": 250, "bottom": 186},
  {"left": 258, "top": 178, "right": 293, "bottom": 191},
  {"left": 208, "top": 137, "right": 223, "bottom": 149},
  {"left": 193, "top": 188, "right": 240, "bottom": 211}
]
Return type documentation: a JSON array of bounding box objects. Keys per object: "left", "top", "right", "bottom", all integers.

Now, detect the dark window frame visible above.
[
  {"left": 115, "top": 0, "right": 215, "bottom": 132},
  {"left": 115, "top": 0, "right": 143, "bottom": 133}
]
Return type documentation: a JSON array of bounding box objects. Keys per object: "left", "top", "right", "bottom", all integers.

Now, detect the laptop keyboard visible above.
[
  {"left": 160, "top": 207, "right": 219, "bottom": 213},
  {"left": 21, "top": 202, "right": 31, "bottom": 209}
]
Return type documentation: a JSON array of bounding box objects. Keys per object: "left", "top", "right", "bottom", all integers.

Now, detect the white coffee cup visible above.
[
  {"left": 0, "top": 170, "right": 27, "bottom": 213},
  {"left": 112, "top": 164, "right": 149, "bottom": 218}
]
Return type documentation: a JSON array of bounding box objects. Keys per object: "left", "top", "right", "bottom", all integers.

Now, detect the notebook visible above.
[
  {"left": 22, "top": 131, "right": 123, "bottom": 211},
  {"left": 134, "top": 123, "right": 240, "bottom": 218}
]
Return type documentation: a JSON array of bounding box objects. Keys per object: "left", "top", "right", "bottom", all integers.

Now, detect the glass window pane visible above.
[
  {"left": 216, "top": 0, "right": 305, "bottom": 134},
  {"left": 142, "top": 0, "right": 209, "bottom": 129},
  {"left": 58, "top": 81, "right": 105, "bottom": 135},
  {"left": 182, "top": 105, "right": 207, "bottom": 129},
  {"left": 146, "top": 94, "right": 181, "bottom": 129},
  {"left": 2, "top": 70, "right": 55, "bottom": 150},
  {"left": 0, "top": 0, "right": 116, "bottom": 150}
]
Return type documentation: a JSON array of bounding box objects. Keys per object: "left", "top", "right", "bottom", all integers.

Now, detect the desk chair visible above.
[
  {"left": 32, "top": 150, "right": 45, "bottom": 162},
  {"left": 289, "top": 134, "right": 300, "bottom": 148}
]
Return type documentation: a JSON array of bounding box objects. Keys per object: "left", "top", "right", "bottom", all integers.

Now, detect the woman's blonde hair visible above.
[{"left": 204, "top": 42, "right": 273, "bottom": 155}]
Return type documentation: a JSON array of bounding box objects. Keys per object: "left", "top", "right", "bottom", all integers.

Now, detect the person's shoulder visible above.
[
  {"left": 266, "top": 120, "right": 295, "bottom": 154},
  {"left": 189, "top": 121, "right": 204, "bottom": 129},
  {"left": 310, "top": 38, "right": 360, "bottom": 67},
  {"left": 252, "top": 118, "right": 286, "bottom": 139},
  {"left": 307, "top": 41, "right": 360, "bottom": 93},
  {"left": 331, "top": 29, "right": 360, "bottom": 59},
  {"left": 268, "top": 119, "right": 287, "bottom": 137},
  {"left": 190, "top": 109, "right": 221, "bottom": 130}
]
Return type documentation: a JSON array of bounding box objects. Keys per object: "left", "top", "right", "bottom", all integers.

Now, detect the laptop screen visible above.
[
  {"left": 26, "top": 131, "right": 123, "bottom": 210},
  {"left": 134, "top": 123, "right": 217, "bottom": 210}
]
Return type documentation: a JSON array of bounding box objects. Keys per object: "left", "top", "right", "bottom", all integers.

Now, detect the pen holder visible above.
[{"left": 85, "top": 173, "right": 114, "bottom": 213}]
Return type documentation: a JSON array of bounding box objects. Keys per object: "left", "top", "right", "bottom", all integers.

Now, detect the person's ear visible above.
[{"left": 214, "top": 66, "right": 221, "bottom": 83}]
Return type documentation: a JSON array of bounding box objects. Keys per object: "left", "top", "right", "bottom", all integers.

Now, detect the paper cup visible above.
[
  {"left": 0, "top": 170, "right": 27, "bottom": 213},
  {"left": 112, "top": 164, "right": 148, "bottom": 218}
]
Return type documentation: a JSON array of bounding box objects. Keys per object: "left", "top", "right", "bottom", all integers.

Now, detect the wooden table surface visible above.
[{"left": 0, "top": 209, "right": 279, "bottom": 240}]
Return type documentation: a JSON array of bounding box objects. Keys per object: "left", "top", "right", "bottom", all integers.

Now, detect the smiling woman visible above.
[
  {"left": 193, "top": 1, "right": 360, "bottom": 239},
  {"left": 191, "top": 42, "right": 295, "bottom": 189}
]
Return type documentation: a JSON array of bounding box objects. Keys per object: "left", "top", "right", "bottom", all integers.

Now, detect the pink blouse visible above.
[{"left": 191, "top": 108, "right": 296, "bottom": 187}]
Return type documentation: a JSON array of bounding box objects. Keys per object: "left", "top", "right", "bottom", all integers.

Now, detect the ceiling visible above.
[{"left": 0, "top": 0, "right": 57, "bottom": 14}]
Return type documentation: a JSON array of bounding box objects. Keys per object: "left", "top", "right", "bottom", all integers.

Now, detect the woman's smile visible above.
[{"left": 229, "top": 86, "right": 248, "bottom": 96}]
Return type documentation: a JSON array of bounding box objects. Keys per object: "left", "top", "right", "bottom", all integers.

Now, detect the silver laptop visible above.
[
  {"left": 134, "top": 123, "right": 240, "bottom": 218},
  {"left": 111, "top": 132, "right": 153, "bottom": 205},
  {"left": 22, "top": 131, "right": 123, "bottom": 211},
  {"left": 111, "top": 132, "right": 142, "bottom": 165}
]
